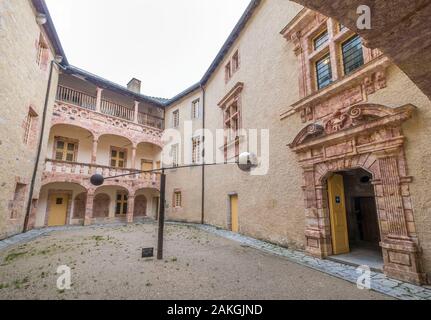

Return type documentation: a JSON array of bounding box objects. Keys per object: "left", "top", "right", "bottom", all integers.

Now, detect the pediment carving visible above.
[{"left": 289, "top": 103, "right": 416, "bottom": 149}]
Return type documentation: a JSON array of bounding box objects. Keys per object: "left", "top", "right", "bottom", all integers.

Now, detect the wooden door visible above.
[
  {"left": 328, "top": 174, "right": 350, "bottom": 255},
  {"left": 230, "top": 195, "right": 239, "bottom": 233},
  {"left": 48, "top": 194, "right": 69, "bottom": 227}
]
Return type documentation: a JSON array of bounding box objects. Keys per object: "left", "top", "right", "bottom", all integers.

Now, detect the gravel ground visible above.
[{"left": 0, "top": 223, "right": 390, "bottom": 300}]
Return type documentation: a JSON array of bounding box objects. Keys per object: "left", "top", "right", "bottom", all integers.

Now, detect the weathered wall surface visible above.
[
  {"left": 164, "top": 90, "right": 203, "bottom": 223},
  {"left": 0, "top": 0, "right": 58, "bottom": 239},
  {"left": 203, "top": 0, "right": 306, "bottom": 248},
  {"left": 366, "top": 65, "right": 431, "bottom": 278}
]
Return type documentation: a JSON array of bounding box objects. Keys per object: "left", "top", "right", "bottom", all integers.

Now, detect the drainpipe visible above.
[
  {"left": 23, "top": 59, "right": 64, "bottom": 232},
  {"left": 200, "top": 84, "right": 206, "bottom": 225}
]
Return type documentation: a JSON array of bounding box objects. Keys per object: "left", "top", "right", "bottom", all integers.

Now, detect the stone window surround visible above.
[
  {"left": 225, "top": 49, "right": 240, "bottom": 83},
  {"left": 281, "top": 10, "right": 383, "bottom": 100},
  {"left": 23, "top": 106, "right": 39, "bottom": 146},
  {"left": 173, "top": 189, "right": 182, "bottom": 209},
  {"left": 191, "top": 98, "right": 200, "bottom": 119},
  {"left": 289, "top": 103, "right": 426, "bottom": 285}
]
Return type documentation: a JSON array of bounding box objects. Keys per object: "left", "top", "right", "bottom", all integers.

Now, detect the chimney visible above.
[{"left": 127, "top": 78, "right": 141, "bottom": 94}]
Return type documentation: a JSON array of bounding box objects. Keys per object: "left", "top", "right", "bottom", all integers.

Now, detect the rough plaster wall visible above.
[
  {"left": 366, "top": 65, "right": 431, "bottom": 275},
  {"left": 164, "top": 91, "right": 204, "bottom": 223},
  {"left": 203, "top": 0, "right": 305, "bottom": 248},
  {"left": 0, "top": 0, "right": 59, "bottom": 239}
]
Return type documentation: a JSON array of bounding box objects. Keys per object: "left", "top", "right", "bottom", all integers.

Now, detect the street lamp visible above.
[{"left": 90, "top": 152, "right": 257, "bottom": 260}]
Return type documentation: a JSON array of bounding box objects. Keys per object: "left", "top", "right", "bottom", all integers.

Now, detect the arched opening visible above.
[
  {"left": 97, "top": 134, "right": 134, "bottom": 169},
  {"left": 73, "top": 192, "right": 87, "bottom": 219},
  {"left": 93, "top": 194, "right": 110, "bottom": 218},
  {"left": 134, "top": 195, "right": 147, "bottom": 217},
  {"left": 324, "top": 168, "right": 383, "bottom": 270}
]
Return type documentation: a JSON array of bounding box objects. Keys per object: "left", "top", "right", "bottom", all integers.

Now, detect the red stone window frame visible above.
[
  {"left": 36, "top": 33, "right": 49, "bottom": 71},
  {"left": 225, "top": 50, "right": 240, "bottom": 83},
  {"left": 9, "top": 182, "right": 28, "bottom": 220},
  {"left": 23, "top": 106, "right": 38, "bottom": 145},
  {"left": 218, "top": 82, "right": 244, "bottom": 162},
  {"left": 281, "top": 11, "right": 383, "bottom": 99}
]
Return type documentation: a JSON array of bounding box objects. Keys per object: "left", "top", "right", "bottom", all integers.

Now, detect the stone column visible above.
[
  {"left": 134, "top": 101, "right": 139, "bottom": 123},
  {"left": 327, "top": 18, "right": 340, "bottom": 81},
  {"left": 126, "top": 195, "right": 135, "bottom": 224},
  {"left": 96, "top": 87, "right": 103, "bottom": 113},
  {"left": 375, "top": 150, "right": 426, "bottom": 284},
  {"left": 84, "top": 191, "right": 95, "bottom": 226},
  {"left": 131, "top": 146, "right": 137, "bottom": 170}
]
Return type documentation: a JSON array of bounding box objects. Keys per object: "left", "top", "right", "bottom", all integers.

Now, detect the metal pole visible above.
[{"left": 157, "top": 170, "right": 166, "bottom": 260}]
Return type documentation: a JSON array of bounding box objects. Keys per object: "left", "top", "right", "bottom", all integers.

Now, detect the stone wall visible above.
[{"left": 0, "top": 0, "right": 59, "bottom": 239}]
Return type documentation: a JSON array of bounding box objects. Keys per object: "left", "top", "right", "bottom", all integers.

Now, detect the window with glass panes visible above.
[
  {"left": 115, "top": 193, "right": 128, "bottom": 215},
  {"left": 54, "top": 138, "right": 77, "bottom": 162},
  {"left": 342, "top": 35, "right": 364, "bottom": 75},
  {"left": 315, "top": 54, "right": 332, "bottom": 89},
  {"left": 173, "top": 110, "right": 179, "bottom": 128},
  {"left": 313, "top": 30, "right": 329, "bottom": 51},
  {"left": 110, "top": 147, "right": 127, "bottom": 168},
  {"left": 174, "top": 191, "right": 182, "bottom": 208},
  {"left": 171, "top": 144, "right": 179, "bottom": 167},
  {"left": 192, "top": 137, "right": 201, "bottom": 164},
  {"left": 224, "top": 99, "right": 240, "bottom": 140},
  {"left": 192, "top": 99, "right": 200, "bottom": 119}
]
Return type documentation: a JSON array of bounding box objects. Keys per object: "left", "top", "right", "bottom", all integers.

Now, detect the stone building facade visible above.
[{"left": 1, "top": 0, "right": 431, "bottom": 285}]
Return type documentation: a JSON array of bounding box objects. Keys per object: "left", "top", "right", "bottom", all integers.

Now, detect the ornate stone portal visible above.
[{"left": 289, "top": 103, "right": 426, "bottom": 284}]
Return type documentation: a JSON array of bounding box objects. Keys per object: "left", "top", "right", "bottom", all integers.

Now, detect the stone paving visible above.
[{"left": 1, "top": 222, "right": 431, "bottom": 300}]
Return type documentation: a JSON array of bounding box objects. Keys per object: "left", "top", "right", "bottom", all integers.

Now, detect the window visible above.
[
  {"left": 342, "top": 35, "right": 364, "bottom": 75},
  {"left": 54, "top": 138, "right": 77, "bottom": 162},
  {"left": 232, "top": 51, "right": 240, "bottom": 73},
  {"left": 36, "top": 33, "right": 49, "bottom": 69},
  {"left": 115, "top": 193, "right": 128, "bottom": 215},
  {"left": 339, "top": 23, "right": 347, "bottom": 32},
  {"left": 10, "top": 183, "right": 27, "bottom": 220},
  {"left": 110, "top": 147, "right": 127, "bottom": 168},
  {"left": 174, "top": 191, "right": 182, "bottom": 208},
  {"left": 225, "top": 62, "right": 232, "bottom": 82},
  {"left": 191, "top": 99, "right": 200, "bottom": 119},
  {"left": 192, "top": 137, "right": 201, "bottom": 164},
  {"left": 224, "top": 100, "right": 240, "bottom": 140},
  {"left": 171, "top": 144, "right": 179, "bottom": 167},
  {"left": 315, "top": 54, "right": 332, "bottom": 90},
  {"left": 313, "top": 30, "right": 329, "bottom": 51},
  {"left": 172, "top": 110, "right": 179, "bottom": 128},
  {"left": 23, "top": 108, "right": 38, "bottom": 145}
]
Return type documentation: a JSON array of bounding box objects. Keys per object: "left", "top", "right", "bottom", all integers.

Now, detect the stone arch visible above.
[
  {"left": 134, "top": 195, "right": 147, "bottom": 217},
  {"left": 73, "top": 192, "right": 87, "bottom": 219},
  {"left": 93, "top": 194, "right": 110, "bottom": 218},
  {"left": 50, "top": 121, "right": 96, "bottom": 140}
]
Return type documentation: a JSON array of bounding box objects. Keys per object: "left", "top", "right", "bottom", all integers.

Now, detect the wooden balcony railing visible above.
[
  {"left": 44, "top": 159, "right": 160, "bottom": 184},
  {"left": 56, "top": 85, "right": 97, "bottom": 110},
  {"left": 56, "top": 85, "right": 164, "bottom": 130},
  {"left": 100, "top": 99, "right": 134, "bottom": 121}
]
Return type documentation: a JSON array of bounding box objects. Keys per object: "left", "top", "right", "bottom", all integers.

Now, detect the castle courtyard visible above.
[{"left": 0, "top": 222, "right": 391, "bottom": 300}]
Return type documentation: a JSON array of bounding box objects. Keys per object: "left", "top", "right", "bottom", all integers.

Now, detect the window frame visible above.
[
  {"left": 341, "top": 34, "right": 365, "bottom": 76},
  {"left": 171, "top": 143, "right": 179, "bottom": 167},
  {"left": 232, "top": 50, "right": 240, "bottom": 73},
  {"left": 53, "top": 137, "right": 78, "bottom": 163},
  {"left": 312, "top": 29, "right": 329, "bottom": 51},
  {"left": 315, "top": 53, "right": 333, "bottom": 90},
  {"left": 172, "top": 109, "right": 180, "bottom": 128},
  {"left": 191, "top": 99, "right": 200, "bottom": 119},
  {"left": 110, "top": 146, "right": 128, "bottom": 168},
  {"left": 115, "top": 192, "right": 128, "bottom": 215},
  {"left": 192, "top": 136, "right": 201, "bottom": 164},
  {"left": 23, "top": 107, "right": 38, "bottom": 145},
  {"left": 173, "top": 190, "right": 182, "bottom": 208}
]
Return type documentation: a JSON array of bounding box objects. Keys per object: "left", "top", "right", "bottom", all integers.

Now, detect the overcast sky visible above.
[{"left": 45, "top": 0, "right": 251, "bottom": 98}]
